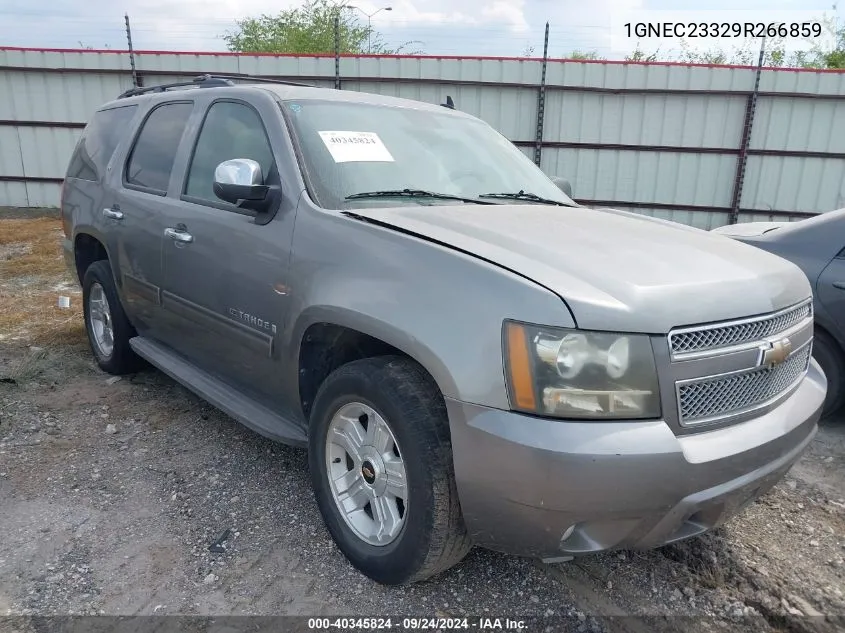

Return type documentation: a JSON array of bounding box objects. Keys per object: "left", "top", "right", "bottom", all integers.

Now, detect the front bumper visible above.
[{"left": 446, "top": 358, "right": 825, "bottom": 559}]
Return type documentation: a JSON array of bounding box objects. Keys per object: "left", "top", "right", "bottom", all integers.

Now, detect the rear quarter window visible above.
[{"left": 66, "top": 105, "right": 138, "bottom": 182}]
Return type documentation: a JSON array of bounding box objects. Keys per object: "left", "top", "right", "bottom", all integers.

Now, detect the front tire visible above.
[
  {"left": 813, "top": 328, "right": 845, "bottom": 419},
  {"left": 82, "top": 260, "right": 143, "bottom": 375},
  {"left": 308, "top": 356, "right": 471, "bottom": 585}
]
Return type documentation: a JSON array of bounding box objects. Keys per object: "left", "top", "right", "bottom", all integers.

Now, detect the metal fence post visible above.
[
  {"left": 533, "top": 22, "right": 550, "bottom": 167},
  {"left": 125, "top": 13, "right": 141, "bottom": 88},
  {"left": 334, "top": 14, "right": 341, "bottom": 90},
  {"left": 729, "top": 37, "right": 765, "bottom": 224}
]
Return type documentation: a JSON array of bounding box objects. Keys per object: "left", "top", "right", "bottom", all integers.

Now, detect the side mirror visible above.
[
  {"left": 213, "top": 159, "right": 269, "bottom": 205},
  {"left": 552, "top": 177, "right": 572, "bottom": 198}
]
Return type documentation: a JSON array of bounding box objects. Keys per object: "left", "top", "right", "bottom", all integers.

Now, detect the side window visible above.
[
  {"left": 184, "top": 101, "right": 275, "bottom": 204},
  {"left": 125, "top": 102, "right": 193, "bottom": 193},
  {"left": 66, "top": 105, "right": 138, "bottom": 182}
]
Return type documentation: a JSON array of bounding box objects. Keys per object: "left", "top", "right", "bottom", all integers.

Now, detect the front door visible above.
[{"left": 158, "top": 97, "right": 300, "bottom": 412}]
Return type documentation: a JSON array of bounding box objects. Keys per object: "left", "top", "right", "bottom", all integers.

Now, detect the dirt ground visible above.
[{"left": 1, "top": 214, "right": 844, "bottom": 632}]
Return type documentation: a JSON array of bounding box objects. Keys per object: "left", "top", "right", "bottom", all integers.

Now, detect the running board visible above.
[{"left": 129, "top": 336, "right": 307, "bottom": 447}]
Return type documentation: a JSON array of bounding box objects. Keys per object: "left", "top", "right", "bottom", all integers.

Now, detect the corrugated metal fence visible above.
[{"left": 2, "top": 46, "right": 845, "bottom": 229}]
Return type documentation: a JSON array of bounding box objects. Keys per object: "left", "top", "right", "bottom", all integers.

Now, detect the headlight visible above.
[{"left": 503, "top": 321, "right": 661, "bottom": 419}]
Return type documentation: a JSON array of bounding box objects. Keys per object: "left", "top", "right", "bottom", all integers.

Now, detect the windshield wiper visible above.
[
  {"left": 478, "top": 190, "right": 574, "bottom": 206},
  {"left": 345, "top": 189, "right": 494, "bottom": 205}
]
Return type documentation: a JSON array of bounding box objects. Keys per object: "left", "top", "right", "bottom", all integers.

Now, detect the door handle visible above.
[
  {"left": 834, "top": 281, "right": 845, "bottom": 290},
  {"left": 102, "top": 208, "right": 124, "bottom": 220},
  {"left": 164, "top": 227, "right": 194, "bottom": 244}
]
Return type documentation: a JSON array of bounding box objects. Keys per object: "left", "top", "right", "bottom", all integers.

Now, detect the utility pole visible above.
[{"left": 347, "top": 5, "right": 392, "bottom": 53}]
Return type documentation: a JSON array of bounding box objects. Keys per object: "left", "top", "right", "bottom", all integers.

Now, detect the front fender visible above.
[
  {"left": 279, "top": 203, "right": 576, "bottom": 412},
  {"left": 288, "top": 303, "right": 461, "bottom": 401}
]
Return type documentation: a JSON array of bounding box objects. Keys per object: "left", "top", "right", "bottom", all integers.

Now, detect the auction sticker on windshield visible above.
[{"left": 318, "top": 131, "right": 395, "bottom": 163}]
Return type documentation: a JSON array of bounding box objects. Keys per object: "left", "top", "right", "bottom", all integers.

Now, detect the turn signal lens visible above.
[{"left": 504, "top": 322, "right": 537, "bottom": 411}]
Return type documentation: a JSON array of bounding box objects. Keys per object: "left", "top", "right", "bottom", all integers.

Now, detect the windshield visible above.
[{"left": 282, "top": 99, "right": 576, "bottom": 209}]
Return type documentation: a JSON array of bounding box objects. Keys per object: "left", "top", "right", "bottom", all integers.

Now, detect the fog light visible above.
[{"left": 560, "top": 524, "right": 576, "bottom": 542}]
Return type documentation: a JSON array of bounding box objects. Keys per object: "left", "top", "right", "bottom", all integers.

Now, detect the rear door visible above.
[
  {"left": 63, "top": 103, "right": 139, "bottom": 268},
  {"left": 157, "top": 94, "right": 301, "bottom": 411},
  {"left": 108, "top": 100, "right": 196, "bottom": 340},
  {"left": 818, "top": 246, "right": 845, "bottom": 341}
]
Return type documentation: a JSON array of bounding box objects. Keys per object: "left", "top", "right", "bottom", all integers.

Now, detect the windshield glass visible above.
[{"left": 282, "top": 99, "right": 576, "bottom": 209}]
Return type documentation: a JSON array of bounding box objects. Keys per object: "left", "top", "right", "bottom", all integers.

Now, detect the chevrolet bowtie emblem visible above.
[{"left": 761, "top": 337, "right": 792, "bottom": 367}]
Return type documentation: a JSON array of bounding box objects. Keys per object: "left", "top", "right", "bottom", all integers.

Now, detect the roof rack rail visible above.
[
  {"left": 117, "top": 74, "right": 316, "bottom": 99},
  {"left": 117, "top": 75, "right": 232, "bottom": 99},
  {"left": 200, "top": 73, "right": 316, "bottom": 88}
]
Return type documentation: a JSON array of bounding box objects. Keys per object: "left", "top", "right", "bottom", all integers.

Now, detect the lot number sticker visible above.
[{"left": 318, "top": 131, "right": 395, "bottom": 163}]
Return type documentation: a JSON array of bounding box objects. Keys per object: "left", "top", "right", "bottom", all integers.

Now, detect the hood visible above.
[
  {"left": 710, "top": 222, "right": 788, "bottom": 238},
  {"left": 347, "top": 203, "right": 812, "bottom": 333}
]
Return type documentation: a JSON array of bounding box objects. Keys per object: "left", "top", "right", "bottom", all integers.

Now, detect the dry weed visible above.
[{"left": 0, "top": 217, "right": 86, "bottom": 348}]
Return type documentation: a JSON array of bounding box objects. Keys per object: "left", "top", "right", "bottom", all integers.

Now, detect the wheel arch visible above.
[
  {"left": 73, "top": 230, "right": 111, "bottom": 286},
  {"left": 292, "top": 306, "right": 459, "bottom": 422},
  {"left": 814, "top": 318, "right": 845, "bottom": 359},
  {"left": 812, "top": 321, "right": 845, "bottom": 416}
]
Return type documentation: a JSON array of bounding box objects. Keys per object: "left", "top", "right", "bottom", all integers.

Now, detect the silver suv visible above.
[{"left": 61, "top": 75, "right": 827, "bottom": 585}]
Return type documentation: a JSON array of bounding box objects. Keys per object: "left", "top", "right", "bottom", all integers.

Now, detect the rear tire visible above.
[
  {"left": 308, "top": 355, "right": 472, "bottom": 585},
  {"left": 82, "top": 260, "right": 144, "bottom": 375},
  {"left": 812, "top": 328, "right": 845, "bottom": 419}
]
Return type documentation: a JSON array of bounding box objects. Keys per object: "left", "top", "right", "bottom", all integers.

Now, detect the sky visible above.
[{"left": 0, "top": 0, "right": 840, "bottom": 59}]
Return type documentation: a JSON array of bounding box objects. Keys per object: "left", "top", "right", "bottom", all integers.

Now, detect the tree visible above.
[
  {"left": 566, "top": 50, "right": 605, "bottom": 60},
  {"left": 790, "top": 13, "right": 845, "bottom": 69},
  {"left": 625, "top": 43, "right": 661, "bottom": 62},
  {"left": 222, "top": 0, "right": 420, "bottom": 55},
  {"left": 77, "top": 42, "right": 112, "bottom": 50},
  {"left": 676, "top": 37, "right": 788, "bottom": 66},
  {"left": 621, "top": 10, "right": 845, "bottom": 69}
]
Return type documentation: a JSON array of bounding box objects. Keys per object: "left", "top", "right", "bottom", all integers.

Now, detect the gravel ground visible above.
[{"left": 0, "top": 341, "right": 843, "bottom": 633}]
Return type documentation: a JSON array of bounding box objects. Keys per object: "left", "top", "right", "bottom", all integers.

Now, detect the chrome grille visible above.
[
  {"left": 677, "top": 343, "right": 811, "bottom": 425},
  {"left": 669, "top": 301, "right": 812, "bottom": 358}
]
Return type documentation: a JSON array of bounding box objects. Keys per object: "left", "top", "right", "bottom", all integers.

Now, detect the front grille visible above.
[
  {"left": 669, "top": 300, "right": 812, "bottom": 358},
  {"left": 677, "top": 343, "right": 811, "bottom": 425}
]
